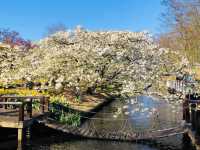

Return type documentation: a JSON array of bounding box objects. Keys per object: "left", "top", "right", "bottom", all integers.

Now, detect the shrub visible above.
[{"left": 59, "top": 112, "right": 81, "bottom": 127}]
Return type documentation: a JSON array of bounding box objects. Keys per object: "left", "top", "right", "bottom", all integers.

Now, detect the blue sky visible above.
[{"left": 0, "top": 0, "right": 164, "bottom": 40}]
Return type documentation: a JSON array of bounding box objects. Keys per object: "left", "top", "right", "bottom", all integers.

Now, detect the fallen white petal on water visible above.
[
  {"left": 135, "top": 108, "right": 140, "bottom": 112},
  {"left": 124, "top": 112, "right": 130, "bottom": 115},
  {"left": 144, "top": 108, "right": 149, "bottom": 111},
  {"left": 172, "top": 110, "right": 176, "bottom": 113},
  {"left": 123, "top": 105, "right": 129, "bottom": 109},
  {"left": 113, "top": 115, "right": 117, "bottom": 118}
]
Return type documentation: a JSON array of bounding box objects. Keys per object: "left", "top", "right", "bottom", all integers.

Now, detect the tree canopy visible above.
[{"left": 0, "top": 28, "right": 187, "bottom": 97}]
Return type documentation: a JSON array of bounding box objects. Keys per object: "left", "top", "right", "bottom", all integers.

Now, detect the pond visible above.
[{"left": 0, "top": 96, "right": 196, "bottom": 150}]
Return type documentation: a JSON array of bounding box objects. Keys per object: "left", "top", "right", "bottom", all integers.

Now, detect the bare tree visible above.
[
  {"left": 46, "top": 23, "right": 67, "bottom": 36},
  {"left": 160, "top": 0, "right": 200, "bottom": 64}
]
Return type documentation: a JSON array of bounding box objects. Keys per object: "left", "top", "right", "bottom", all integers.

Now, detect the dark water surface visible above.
[{"left": 0, "top": 96, "right": 196, "bottom": 150}]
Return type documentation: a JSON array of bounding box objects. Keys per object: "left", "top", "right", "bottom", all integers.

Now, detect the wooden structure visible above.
[
  {"left": 0, "top": 91, "right": 193, "bottom": 148},
  {"left": 0, "top": 93, "right": 189, "bottom": 150},
  {"left": 183, "top": 94, "right": 200, "bottom": 130},
  {"left": 0, "top": 95, "right": 49, "bottom": 149},
  {"left": 164, "top": 77, "right": 200, "bottom": 149},
  {"left": 39, "top": 118, "right": 185, "bottom": 142},
  {"left": 182, "top": 94, "right": 200, "bottom": 149}
]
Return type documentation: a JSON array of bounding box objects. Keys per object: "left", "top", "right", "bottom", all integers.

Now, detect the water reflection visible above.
[
  {"left": 84, "top": 96, "right": 182, "bottom": 133},
  {"left": 43, "top": 140, "right": 158, "bottom": 150}
]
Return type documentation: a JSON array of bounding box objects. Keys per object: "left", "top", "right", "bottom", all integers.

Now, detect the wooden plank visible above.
[
  {"left": 0, "top": 102, "right": 22, "bottom": 105},
  {"left": 0, "top": 121, "right": 23, "bottom": 128},
  {"left": 4, "top": 98, "right": 7, "bottom": 109},
  {"left": 83, "top": 129, "right": 89, "bottom": 136},
  {"left": 19, "top": 103, "right": 24, "bottom": 121},
  {"left": 27, "top": 99, "right": 32, "bottom": 118},
  {"left": 40, "top": 97, "right": 45, "bottom": 113},
  {"left": 44, "top": 97, "right": 50, "bottom": 111}
]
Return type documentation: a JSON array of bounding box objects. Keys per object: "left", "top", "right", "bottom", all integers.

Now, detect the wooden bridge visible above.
[
  {"left": 39, "top": 117, "right": 186, "bottom": 141},
  {"left": 0, "top": 94, "right": 189, "bottom": 149},
  {"left": 0, "top": 95, "right": 49, "bottom": 149},
  {"left": 0, "top": 95, "right": 49, "bottom": 127}
]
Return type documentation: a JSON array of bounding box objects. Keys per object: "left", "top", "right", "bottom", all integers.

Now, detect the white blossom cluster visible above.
[
  {"left": 0, "top": 45, "right": 30, "bottom": 84},
  {"left": 0, "top": 28, "right": 182, "bottom": 96}
]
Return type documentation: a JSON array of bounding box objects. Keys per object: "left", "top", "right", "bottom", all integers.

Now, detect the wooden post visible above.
[
  {"left": 19, "top": 103, "right": 24, "bottom": 121},
  {"left": 46, "top": 97, "right": 50, "bottom": 112},
  {"left": 0, "top": 97, "right": 2, "bottom": 108},
  {"left": 183, "top": 100, "right": 190, "bottom": 123},
  {"left": 182, "top": 133, "right": 191, "bottom": 146},
  {"left": 191, "top": 104, "right": 197, "bottom": 130},
  {"left": 17, "top": 128, "right": 24, "bottom": 150},
  {"left": 26, "top": 126, "right": 32, "bottom": 142},
  {"left": 181, "top": 81, "right": 183, "bottom": 93},
  {"left": 177, "top": 80, "right": 180, "bottom": 92},
  {"left": 175, "top": 80, "right": 177, "bottom": 91},
  {"left": 4, "top": 98, "right": 7, "bottom": 109},
  {"left": 40, "top": 97, "right": 45, "bottom": 113},
  {"left": 27, "top": 99, "right": 32, "bottom": 118},
  {"left": 183, "top": 81, "right": 186, "bottom": 94},
  {"left": 195, "top": 108, "right": 200, "bottom": 135}
]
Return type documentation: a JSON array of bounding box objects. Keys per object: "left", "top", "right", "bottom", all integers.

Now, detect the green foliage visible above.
[
  {"left": 74, "top": 95, "right": 82, "bottom": 103},
  {"left": 32, "top": 100, "right": 40, "bottom": 111},
  {"left": 49, "top": 97, "right": 80, "bottom": 126},
  {"left": 59, "top": 112, "right": 81, "bottom": 127}
]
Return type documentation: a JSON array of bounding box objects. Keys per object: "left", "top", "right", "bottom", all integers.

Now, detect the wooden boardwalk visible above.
[
  {"left": 0, "top": 109, "right": 43, "bottom": 128},
  {"left": 38, "top": 117, "right": 186, "bottom": 142},
  {"left": 0, "top": 95, "right": 49, "bottom": 149},
  {"left": 0, "top": 94, "right": 189, "bottom": 147},
  {"left": 0, "top": 95, "right": 49, "bottom": 128}
]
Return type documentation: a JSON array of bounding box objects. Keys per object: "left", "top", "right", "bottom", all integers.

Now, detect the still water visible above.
[{"left": 0, "top": 96, "right": 196, "bottom": 150}]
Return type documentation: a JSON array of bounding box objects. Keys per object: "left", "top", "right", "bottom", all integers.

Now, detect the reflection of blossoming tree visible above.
[{"left": 0, "top": 28, "right": 187, "bottom": 97}]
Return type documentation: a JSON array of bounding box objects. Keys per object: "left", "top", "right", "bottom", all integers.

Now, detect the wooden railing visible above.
[{"left": 0, "top": 96, "right": 49, "bottom": 122}]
